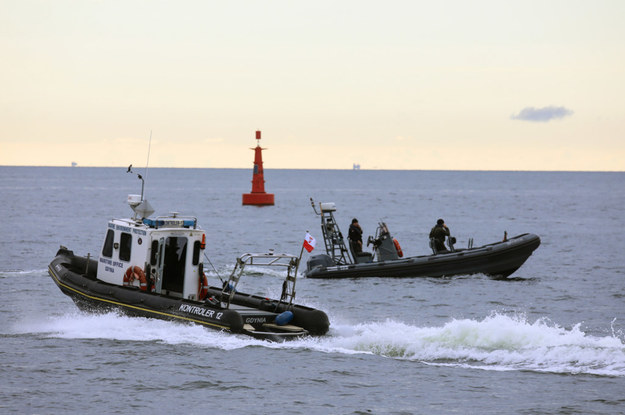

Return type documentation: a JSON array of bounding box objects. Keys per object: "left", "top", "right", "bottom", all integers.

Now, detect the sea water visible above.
[{"left": 0, "top": 166, "right": 624, "bottom": 414}]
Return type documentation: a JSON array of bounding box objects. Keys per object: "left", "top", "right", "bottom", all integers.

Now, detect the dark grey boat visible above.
[
  {"left": 305, "top": 200, "right": 540, "bottom": 279},
  {"left": 48, "top": 171, "right": 329, "bottom": 341}
]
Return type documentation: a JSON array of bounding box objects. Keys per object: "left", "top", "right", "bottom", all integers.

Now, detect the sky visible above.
[{"left": 1, "top": 0, "right": 624, "bottom": 171}]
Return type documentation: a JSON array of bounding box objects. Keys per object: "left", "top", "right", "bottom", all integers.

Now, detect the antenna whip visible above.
[{"left": 144, "top": 130, "right": 152, "bottom": 198}]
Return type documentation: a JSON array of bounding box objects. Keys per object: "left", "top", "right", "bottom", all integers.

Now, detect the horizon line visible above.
[{"left": 0, "top": 164, "right": 623, "bottom": 173}]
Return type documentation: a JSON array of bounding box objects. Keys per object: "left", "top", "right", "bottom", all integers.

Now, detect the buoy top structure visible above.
[{"left": 242, "top": 130, "right": 275, "bottom": 206}]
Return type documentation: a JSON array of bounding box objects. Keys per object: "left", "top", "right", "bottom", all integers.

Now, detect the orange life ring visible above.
[
  {"left": 393, "top": 238, "right": 403, "bottom": 257},
  {"left": 124, "top": 266, "right": 148, "bottom": 291},
  {"left": 198, "top": 272, "right": 209, "bottom": 300}
]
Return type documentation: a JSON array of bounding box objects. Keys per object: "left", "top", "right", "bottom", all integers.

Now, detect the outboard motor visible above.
[{"left": 306, "top": 254, "right": 336, "bottom": 272}]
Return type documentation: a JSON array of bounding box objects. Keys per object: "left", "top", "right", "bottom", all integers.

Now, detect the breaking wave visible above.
[
  {"left": 322, "top": 314, "right": 625, "bottom": 376},
  {"left": 12, "top": 312, "right": 625, "bottom": 377}
]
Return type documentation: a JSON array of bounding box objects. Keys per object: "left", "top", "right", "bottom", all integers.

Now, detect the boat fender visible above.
[
  {"left": 198, "top": 272, "right": 209, "bottom": 300},
  {"left": 275, "top": 311, "right": 294, "bottom": 326},
  {"left": 123, "top": 266, "right": 148, "bottom": 291},
  {"left": 393, "top": 238, "right": 403, "bottom": 258},
  {"left": 223, "top": 281, "right": 236, "bottom": 293}
]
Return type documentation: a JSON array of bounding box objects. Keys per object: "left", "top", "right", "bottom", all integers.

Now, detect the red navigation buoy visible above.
[{"left": 242, "top": 130, "right": 275, "bottom": 206}]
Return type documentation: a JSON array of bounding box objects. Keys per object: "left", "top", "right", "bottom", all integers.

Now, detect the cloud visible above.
[{"left": 511, "top": 106, "right": 574, "bottom": 122}]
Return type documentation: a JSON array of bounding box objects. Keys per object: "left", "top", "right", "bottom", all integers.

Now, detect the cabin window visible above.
[
  {"left": 192, "top": 241, "right": 201, "bottom": 265},
  {"left": 102, "top": 229, "right": 114, "bottom": 258},
  {"left": 150, "top": 240, "right": 159, "bottom": 266},
  {"left": 120, "top": 232, "right": 132, "bottom": 262},
  {"left": 162, "top": 236, "right": 187, "bottom": 293}
]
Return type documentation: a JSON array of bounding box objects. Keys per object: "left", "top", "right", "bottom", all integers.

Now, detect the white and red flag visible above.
[{"left": 303, "top": 232, "right": 316, "bottom": 253}]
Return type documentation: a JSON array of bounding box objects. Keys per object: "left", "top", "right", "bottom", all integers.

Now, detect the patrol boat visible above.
[
  {"left": 304, "top": 199, "right": 540, "bottom": 279},
  {"left": 48, "top": 173, "right": 329, "bottom": 342}
]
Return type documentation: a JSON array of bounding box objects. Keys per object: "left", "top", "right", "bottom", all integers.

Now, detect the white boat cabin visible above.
[{"left": 96, "top": 195, "right": 206, "bottom": 300}]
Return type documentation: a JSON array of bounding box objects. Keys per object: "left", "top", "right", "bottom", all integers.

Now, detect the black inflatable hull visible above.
[
  {"left": 305, "top": 233, "right": 540, "bottom": 279},
  {"left": 49, "top": 248, "right": 329, "bottom": 341}
]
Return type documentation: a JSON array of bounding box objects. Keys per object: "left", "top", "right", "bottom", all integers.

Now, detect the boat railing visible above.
[{"left": 220, "top": 251, "right": 300, "bottom": 309}]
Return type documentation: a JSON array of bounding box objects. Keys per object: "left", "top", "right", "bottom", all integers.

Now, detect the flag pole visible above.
[
  {"left": 295, "top": 230, "right": 308, "bottom": 274},
  {"left": 280, "top": 231, "right": 309, "bottom": 308}
]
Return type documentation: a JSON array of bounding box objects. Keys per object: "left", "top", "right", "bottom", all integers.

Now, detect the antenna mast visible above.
[{"left": 143, "top": 130, "right": 152, "bottom": 199}]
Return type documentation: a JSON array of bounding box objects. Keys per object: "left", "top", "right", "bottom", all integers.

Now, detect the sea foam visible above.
[
  {"left": 324, "top": 313, "right": 625, "bottom": 376},
  {"left": 13, "top": 311, "right": 625, "bottom": 376}
]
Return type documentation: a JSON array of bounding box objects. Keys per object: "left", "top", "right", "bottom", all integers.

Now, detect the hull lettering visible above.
[{"left": 179, "top": 304, "right": 222, "bottom": 320}]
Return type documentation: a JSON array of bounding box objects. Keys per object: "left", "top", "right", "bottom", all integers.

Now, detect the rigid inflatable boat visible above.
[
  {"left": 304, "top": 200, "right": 540, "bottom": 279},
  {"left": 48, "top": 171, "right": 329, "bottom": 341}
]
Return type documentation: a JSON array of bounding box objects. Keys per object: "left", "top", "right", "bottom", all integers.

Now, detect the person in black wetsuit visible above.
[
  {"left": 429, "top": 218, "right": 450, "bottom": 252},
  {"left": 348, "top": 218, "right": 363, "bottom": 253}
]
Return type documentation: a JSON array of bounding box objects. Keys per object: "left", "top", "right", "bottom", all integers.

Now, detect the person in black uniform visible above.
[
  {"left": 429, "top": 218, "right": 450, "bottom": 252},
  {"left": 348, "top": 218, "right": 363, "bottom": 253}
]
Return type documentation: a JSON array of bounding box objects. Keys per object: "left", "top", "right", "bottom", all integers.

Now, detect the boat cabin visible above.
[{"left": 96, "top": 195, "right": 206, "bottom": 300}]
